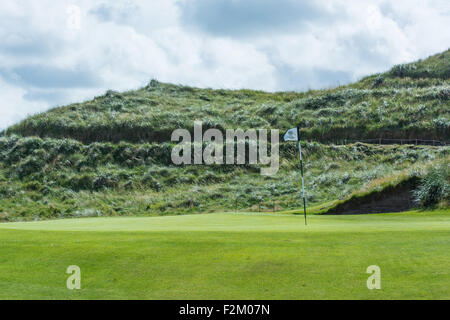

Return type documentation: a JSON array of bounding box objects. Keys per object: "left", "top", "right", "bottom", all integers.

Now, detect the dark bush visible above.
[
  {"left": 17, "top": 156, "right": 45, "bottom": 178},
  {"left": 24, "top": 181, "right": 42, "bottom": 191},
  {"left": 68, "top": 174, "right": 93, "bottom": 191},
  {"left": 141, "top": 173, "right": 162, "bottom": 191},
  {"left": 123, "top": 180, "right": 134, "bottom": 190},
  {"left": 93, "top": 174, "right": 118, "bottom": 190},
  {"left": 373, "top": 75, "right": 384, "bottom": 87}
]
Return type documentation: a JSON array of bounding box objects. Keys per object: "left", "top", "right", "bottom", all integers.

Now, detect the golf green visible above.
[{"left": 0, "top": 210, "right": 449, "bottom": 299}]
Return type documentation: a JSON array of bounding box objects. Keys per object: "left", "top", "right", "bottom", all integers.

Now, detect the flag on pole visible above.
[
  {"left": 283, "top": 128, "right": 298, "bottom": 142},
  {"left": 284, "top": 127, "right": 307, "bottom": 225}
]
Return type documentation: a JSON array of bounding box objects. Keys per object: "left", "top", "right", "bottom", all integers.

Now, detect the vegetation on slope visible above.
[
  {"left": 0, "top": 134, "right": 447, "bottom": 221},
  {"left": 356, "top": 49, "right": 450, "bottom": 88},
  {"left": 4, "top": 51, "right": 450, "bottom": 144},
  {"left": 0, "top": 50, "right": 449, "bottom": 221},
  {"left": 317, "top": 157, "right": 449, "bottom": 215},
  {"left": 414, "top": 163, "right": 450, "bottom": 207}
]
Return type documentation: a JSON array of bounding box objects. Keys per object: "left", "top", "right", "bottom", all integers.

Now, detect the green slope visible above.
[
  {"left": 4, "top": 50, "right": 450, "bottom": 144},
  {"left": 0, "top": 50, "right": 449, "bottom": 221},
  {"left": 0, "top": 136, "right": 447, "bottom": 221}
]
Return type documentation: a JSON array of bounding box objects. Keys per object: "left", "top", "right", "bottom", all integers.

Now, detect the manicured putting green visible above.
[
  {"left": 1, "top": 211, "right": 449, "bottom": 232},
  {"left": 0, "top": 210, "right": 449, "bottom": 300}
]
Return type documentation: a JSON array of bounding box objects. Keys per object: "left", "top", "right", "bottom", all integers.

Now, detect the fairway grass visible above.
[{"left": 0, "top": 210, "right": 449, "bottom": 300}]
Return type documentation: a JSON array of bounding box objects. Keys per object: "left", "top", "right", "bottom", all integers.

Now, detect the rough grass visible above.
[
  {"left": 413, "top": 162, "right": 450, "bottom": 207},
  {"left": 0, "top": 50, "right": 449, "bottom": 221},
  {"left": 0, "top": 136, "right": 447, "bottom": 221},
  {"left": 314, "top": 158, "right": 446, "bottom": 214},
  {"left": 0, "top": 210, "right": 448, "bottom": 300}
]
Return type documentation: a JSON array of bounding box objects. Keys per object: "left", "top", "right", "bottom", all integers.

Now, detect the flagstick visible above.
[{"left": 297, "top": 127, "right": 307, "bottom": 226}]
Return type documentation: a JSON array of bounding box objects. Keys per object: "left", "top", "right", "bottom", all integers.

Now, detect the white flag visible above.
[{"left": 283, "top": 128, "right": 298, "bottom": 141}]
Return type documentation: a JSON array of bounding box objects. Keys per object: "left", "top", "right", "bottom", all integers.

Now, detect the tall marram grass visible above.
[
  {"left": 0, "top": 134, "right": 447, "bottom": 221},
  {"left": 5, "top": 83, "right": 449, "bottom": 144},
  {"left": 414, "top": 162, "right": 450, "bottom": 207},
  {"left": 0, "top": 50, "right": 449, "bottom": 221}
]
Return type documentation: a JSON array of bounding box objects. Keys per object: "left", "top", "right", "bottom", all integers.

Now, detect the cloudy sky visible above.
[{"left": 0, "top": 0, "right": 449, "bottom": 129}]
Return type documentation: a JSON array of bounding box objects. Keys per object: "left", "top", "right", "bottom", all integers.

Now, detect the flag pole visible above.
[{"left": 297, "top": 127, "right": 307, "bottom": 226}]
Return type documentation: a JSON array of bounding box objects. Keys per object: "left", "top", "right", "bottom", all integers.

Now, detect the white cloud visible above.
[
  {"left": 0, "top": 78, "right": 45, "bottom": 129},
  {"left": 0, "top": 0, "right": 449, "bottom": 129}
]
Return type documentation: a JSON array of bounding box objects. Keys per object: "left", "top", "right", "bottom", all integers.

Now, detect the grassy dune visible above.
[
  {"left": 6, "top": 50, "right": 450, "bottom": 144},
  {"left": 1, "top": 136, "right": 447, "bottom": 221},
  {"left": 0, "top": 50, "right": 448, "bottom": 221},
  {"left": 0, "top": 210, "right": 448, "bottom": 300}
]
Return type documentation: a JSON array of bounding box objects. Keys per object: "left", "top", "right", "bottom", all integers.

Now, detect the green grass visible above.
[
  {"left": 5, "top": 50, "right": 449, "bottom": 144},
  {"left": 1, "top": 134, "right": 447, "bottom": 221},
  {"left": 0, "top": 210, "right": 448, "bottom": 300},
  {"left": 0, "top": 49, "right": 448, "bottom": 221}
]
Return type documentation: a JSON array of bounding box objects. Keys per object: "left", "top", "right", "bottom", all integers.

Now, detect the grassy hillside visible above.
[
  {"left": 356, "top": 49, "right": 450, "bottom": 88},
  {"left": 0, "top": 50, "right": 449, "bottom": 221},
  {"left": 0, "top": 134, "right": 447, "bottom": 221},
  {"left": 4, "top": 51, "right": 450, "bottom": 144}
]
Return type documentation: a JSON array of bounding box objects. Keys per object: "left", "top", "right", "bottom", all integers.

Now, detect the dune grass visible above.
[
  {"left": 0, "top": 49, "right": 448, "bottom": 221},
  {"left": 1, "top": 135, "right": 447, "bottom": 221},
  {"left": 0, "top": 210, "right": 448, "bottom": 300},
  {"left": 5, "top": 50, "right": 450, "bottom": 144}
]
